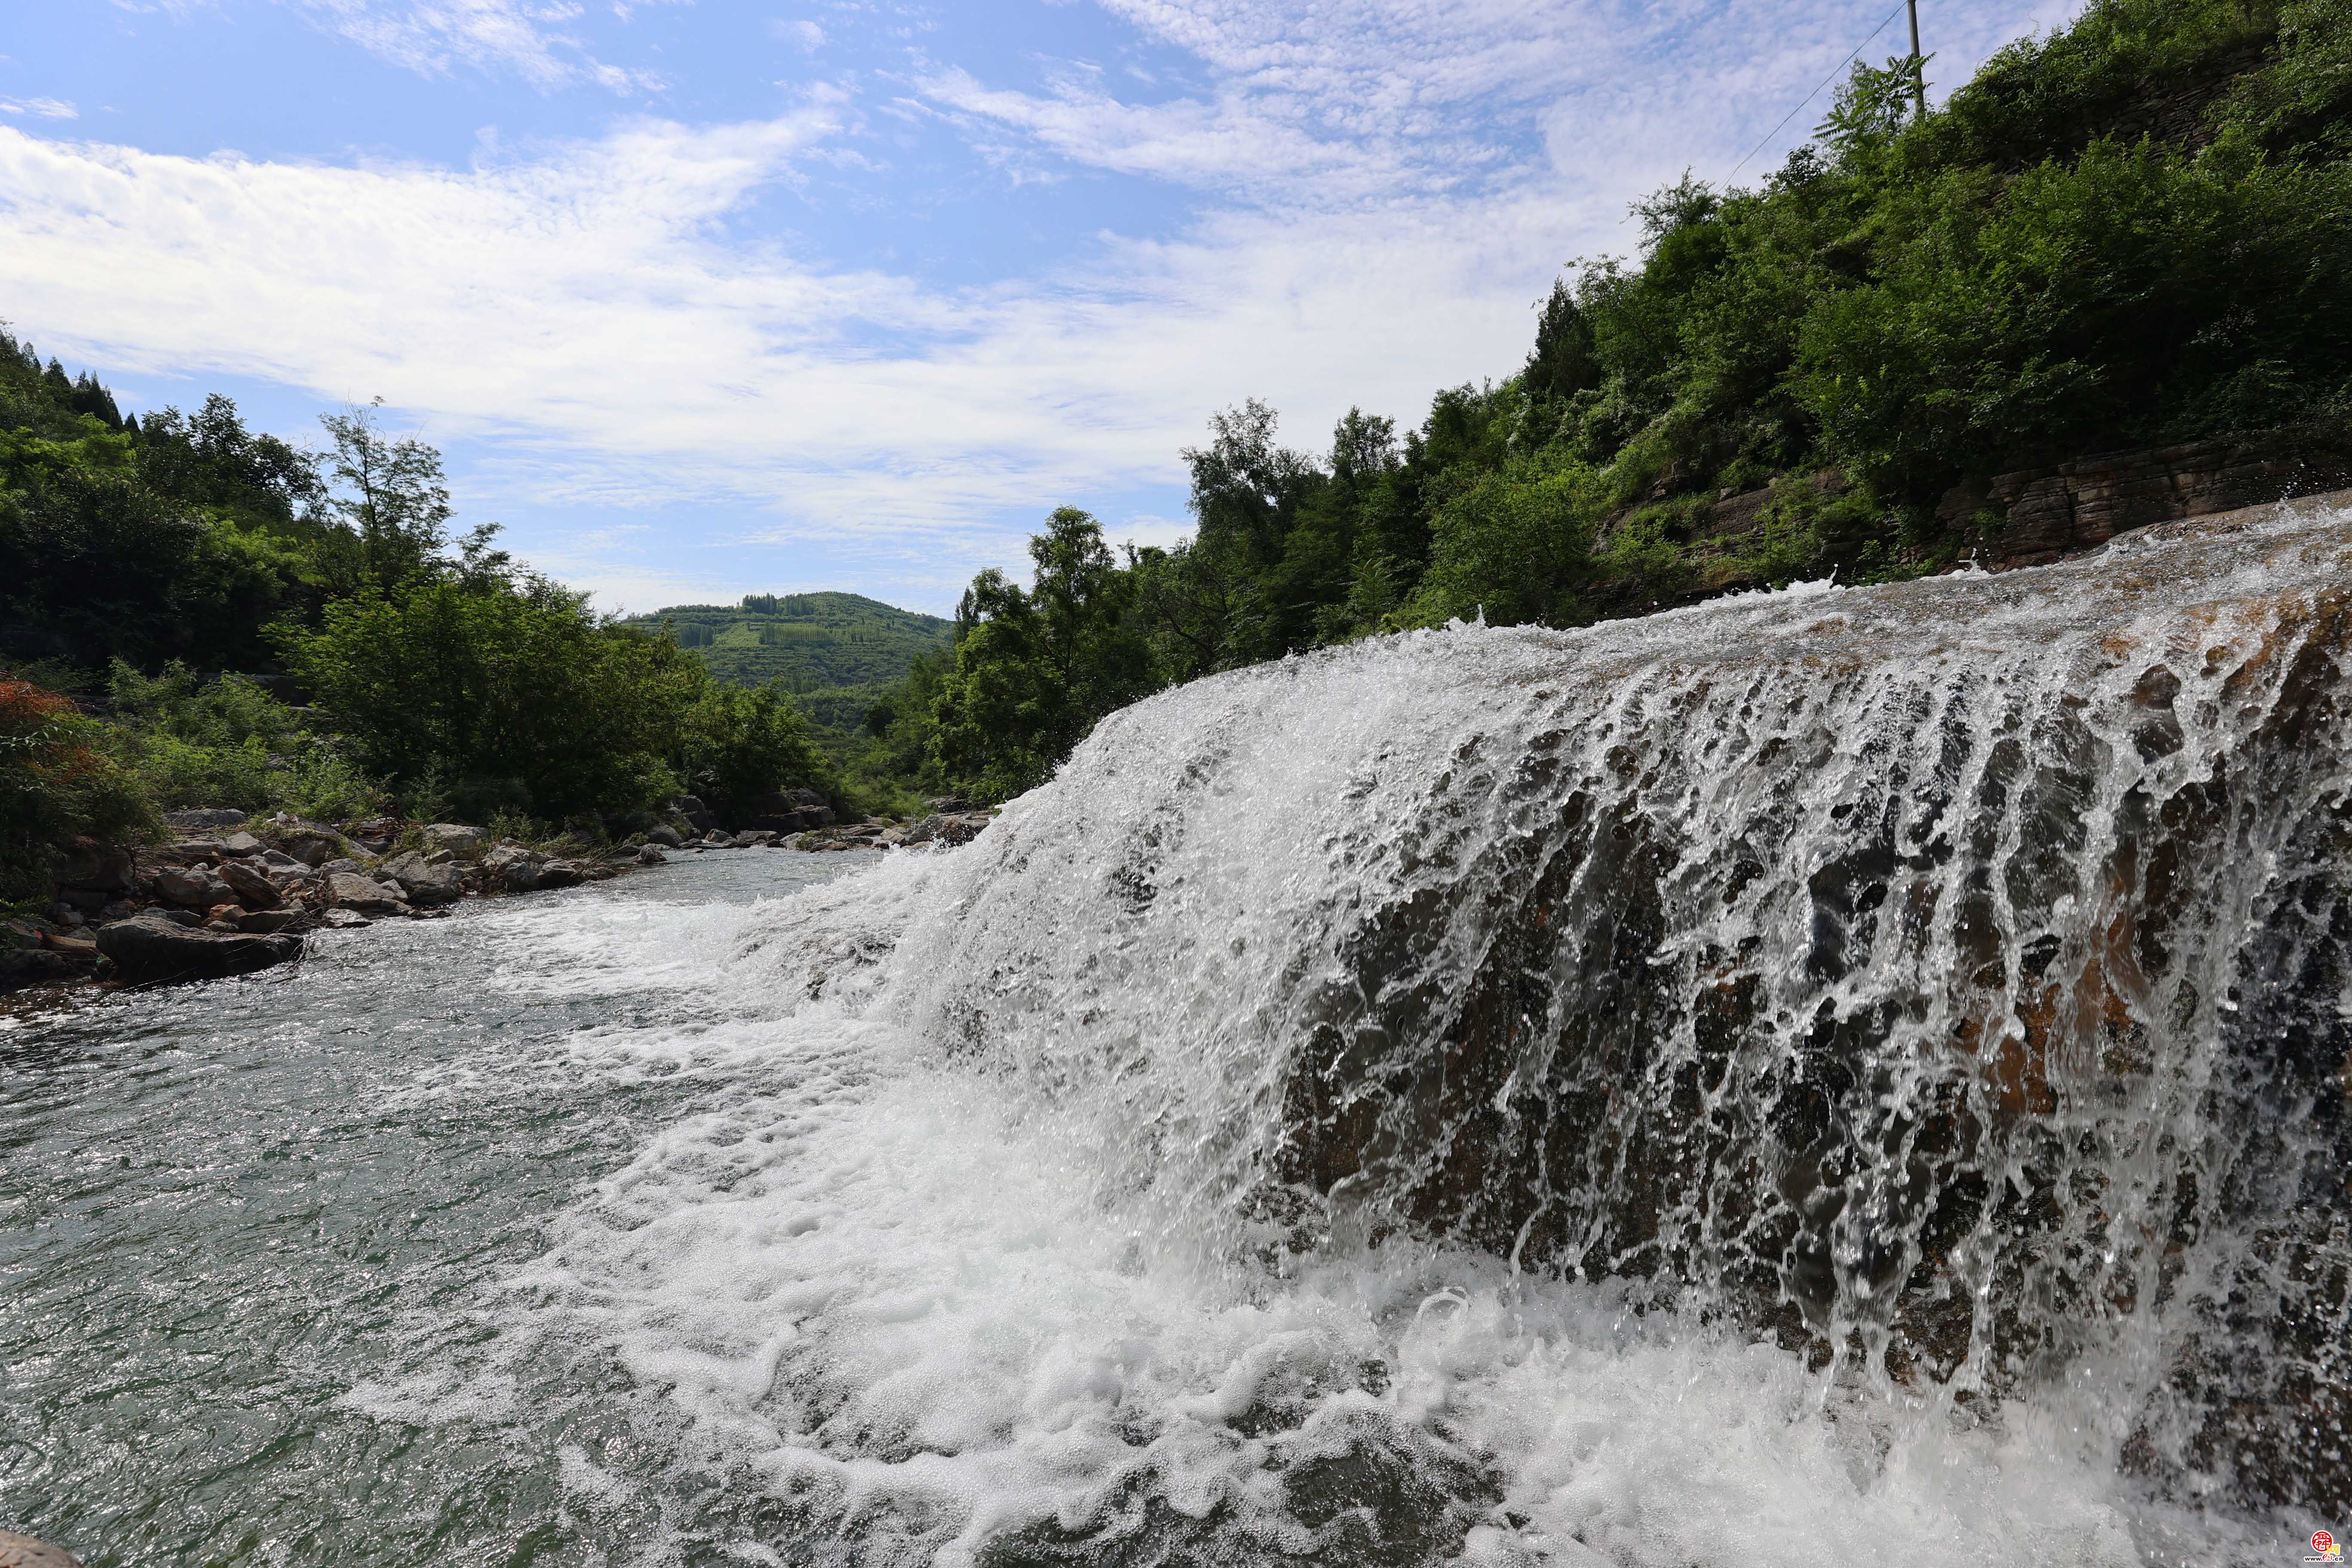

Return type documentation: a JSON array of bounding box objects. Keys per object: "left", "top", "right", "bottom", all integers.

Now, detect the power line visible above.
[{"left": 1727, "top": 2, "right": 1908, "bottom": 183}]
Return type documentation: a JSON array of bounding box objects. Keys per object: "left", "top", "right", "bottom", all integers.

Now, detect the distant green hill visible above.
[{"left": 619, "top": 591, "right": 955, "bottom": 730}]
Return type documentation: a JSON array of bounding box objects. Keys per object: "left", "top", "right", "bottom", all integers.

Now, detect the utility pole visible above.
[{"left": 1907, "top": 0, "right": 1927, "bottom": 119}]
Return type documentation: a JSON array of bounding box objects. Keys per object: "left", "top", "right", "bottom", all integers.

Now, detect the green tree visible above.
[
  {"left": 933, "top": 508, "right": 1158, "bottom": 801},
  {"left": 317, "top": 399, "right": 455, "bottom": 593}
]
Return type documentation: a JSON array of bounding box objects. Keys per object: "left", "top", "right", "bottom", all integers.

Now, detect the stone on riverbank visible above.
[
  {"left": 95, "top": 914, "right": 301, "bottom": 983},
  {"left": 0, "top": 1528, "right": 85, "bottom": 1568},
  {"left": 421, "top": 823, "right": 484, "bottom": 853},
  {"left": 163, "top": 808, "right": 247, "bottom": 832},
  {"left": 217, "top": 860, "right": 282, "bottom": 908},
  {"left": 153, "top": 867, "right": 234, "bottom": 909},
  {"left": 325, "top": 873, "right": 408, "bottom": 914},
  {"left": 378, "top": 851, "right": 465, "bottom": 906}
]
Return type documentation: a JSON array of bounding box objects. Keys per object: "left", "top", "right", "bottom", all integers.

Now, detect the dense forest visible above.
[
  {"left": 850, "top": 0, "right": 2352, "bottom": 802},
  {"left": 619, "top": 593, "right": 953, "bottom": 731},
  {"left": 9, "top": 0, "right": 2347, "bottom": 893},
  {"left": 0, "top": 349, "right": 839, "bottom": 901}
]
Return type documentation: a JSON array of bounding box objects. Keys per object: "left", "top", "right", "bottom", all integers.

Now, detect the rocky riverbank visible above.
[
  {"left": 5, "top": 798, "right": 1001, "bottom": 993},
  {"left": 3, "top": 810, "right": 631, "bottom": 991}
]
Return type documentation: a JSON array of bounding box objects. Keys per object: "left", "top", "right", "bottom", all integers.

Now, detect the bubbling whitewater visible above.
[
  {"left": 3, "top": 503, "right": 2345, "bottom": 1567},
  {"left": 521, "top": 501, "right": 2349, "bottom": 1565}
]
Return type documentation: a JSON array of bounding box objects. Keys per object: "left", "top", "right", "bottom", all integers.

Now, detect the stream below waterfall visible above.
[{"left": 6, "top": 505, "right": 2351, "bottom": 1568}]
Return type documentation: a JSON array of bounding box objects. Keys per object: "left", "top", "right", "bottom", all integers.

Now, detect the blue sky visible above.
[{"left": 3, "top": 0, "right": 2072, "bottom": 616}]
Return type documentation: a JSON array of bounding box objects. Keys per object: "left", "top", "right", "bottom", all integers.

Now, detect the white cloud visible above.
[
  {"left": 923, "top": 0, "right": 2073, "bottom": 208},
  {"left": 771, "top": 17, "right": 824, "bottom": 51},
  {"left": 0, "top": 97, "right": 79, "bottom": 120},
  {"left": 2, "top": 0, "right": 2074, "bottom": 608},
  {"left": 285, "top": 0, "right": 664, "bottom": 92},
  {"left": 0, "top": 104, "right": 1572, "bottom": 548}
]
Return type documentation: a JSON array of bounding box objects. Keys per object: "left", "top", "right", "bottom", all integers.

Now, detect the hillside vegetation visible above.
[
  {"left": 0, "top": 344, "right": 843, "bottom": 900},
  {"left": 619, "top": 593, "right": 952, "bottom": 732},
  {"left": 847, "top": 0, "right": 2352, "bottom": 803},
  {"left": 10, "top": 0, "right": 2345, "bottom": 870}
]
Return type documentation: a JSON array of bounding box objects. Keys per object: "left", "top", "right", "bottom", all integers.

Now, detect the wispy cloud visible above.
[
  {"left": 920, "top": 0, "right": 2077, "bottom": 208},
  {"left": 0, "top": 97, "right": 80, "bottom": 120},
  {"left": 771, "top": 17, "right": 824, "bottom": 52},
  {"left": 3, "top": 0, "right": 2077, "bottom": 609},
  {"left": 285, "top": 0, "right": 665, "bottom": 92},
  {"left": 0, "top": 100, "right": 1569, "bottom": 549}
]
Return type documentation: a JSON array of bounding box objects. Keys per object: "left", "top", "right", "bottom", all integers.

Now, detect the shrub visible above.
[{"left": 0, "top": 674, "right": 156, "bottom": 899}]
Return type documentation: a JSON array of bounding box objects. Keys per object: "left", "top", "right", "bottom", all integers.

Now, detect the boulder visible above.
[
  {"left": 50, "top": 842, "right": 135, "bottom": 895},
  {"left": 739, "top": 790, "right": 836, "bottom": 832},
  {"left": 153, "top": 867, "right": 233, "bottom": 909},
  {"left": 318, "top": 908, "right": 373, "bottom": 930},
  {"left": 646, "top": 825, "right": 685, "bottom": 848},
  {"left": 0, "top": 1526, "right": 86, "bottom": 1567},
  {"left": 637, "top": 844, "right": 668, "bottom": 865},
  {"left": 233, "top": 909, "right": 313, "bottom": 935},
  {"left": 217, "top": 860, "right": 282, "bottom": 908},
  {"left": 530, "top": 861, "right": 585, "bottom": 891},
  {"left": 95, "top": 914, "right": 300, "bottom": 983},
  {"left": 737, "top": 830, "right": 779, "bottom": 847},
  {"left": 897, "top": 813, "right": 989, "bottom": 849},
  {"left": 421, "top": 823, "right": 484, "bottom": 854},
  {"left": 164, "top": 808, "right": 248, "bottom": 832},
  {"left": 670, "top": 794, "right": 717, "bottom": 834},
  {"left": 481, "top": 844, "right": 545, "bottom": 891},
  {"left": 278, "top": 829, "right": 344, "bottom": 867},
  {"left": 0, "top": 920, "right": 94, "bottom": 988},
  {"left": 704, "top": 830, "right": 737, "bottom": 848},
  {"left": 379, "top": 851, "right": 464, "bottom": 906},
  {"left": 325, "top": 872, "right": 405, "bottom": 913},
  {"left": 319, "top": 857, "right": 366, "bottom": 876},
  {"left": 220, "top": 831, "right": 266, "bottom": 858}
]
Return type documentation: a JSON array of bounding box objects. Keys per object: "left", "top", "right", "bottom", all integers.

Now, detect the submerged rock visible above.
[{"left": 95, "top": 914, "right": 300, "bottom": 983}]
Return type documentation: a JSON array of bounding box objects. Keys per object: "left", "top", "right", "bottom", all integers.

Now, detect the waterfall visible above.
[{"left": 848, "top": 501, "right": 2351, "bottom": 1527}]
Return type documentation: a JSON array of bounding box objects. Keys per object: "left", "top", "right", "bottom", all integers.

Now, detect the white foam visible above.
[{"left": 489, "top": 506, "right": 2352, "bottom": 1562}]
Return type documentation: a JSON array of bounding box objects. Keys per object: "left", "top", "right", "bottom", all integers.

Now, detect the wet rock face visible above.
[
  {"left": 1276, "top": 589, "right": 2352, "bottom": 1514},
  {"left": 895, "top": 502, "right": 2352, "bottom": 1522}
]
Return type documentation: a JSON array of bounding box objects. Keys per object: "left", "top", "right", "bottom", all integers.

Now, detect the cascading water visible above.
[
  {"left": 5, "top": 502, "right": 2346, "bottom": 1568},
  {"left": 681, "top": 499, "right": 2346, "bottom": 1564}
]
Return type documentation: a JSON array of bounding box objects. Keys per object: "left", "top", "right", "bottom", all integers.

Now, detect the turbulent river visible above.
[{"left": 6, "top": 503, "right": 2352, "bottom": 1568}]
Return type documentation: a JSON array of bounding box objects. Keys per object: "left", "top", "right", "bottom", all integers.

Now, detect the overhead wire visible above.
[{"left": 1726, "top": 2, "right": 1908, "bottom": 183}]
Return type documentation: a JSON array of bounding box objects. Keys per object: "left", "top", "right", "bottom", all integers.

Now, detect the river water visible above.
[{"left": 6, "top": 506, "right": 2350, "bottom": 1567}]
